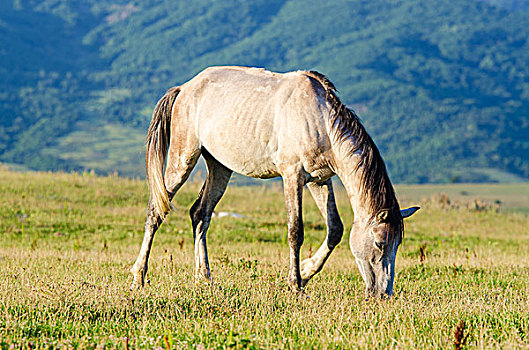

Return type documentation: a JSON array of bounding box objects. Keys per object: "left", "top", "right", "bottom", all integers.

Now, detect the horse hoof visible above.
[
  {"left": 130, "top": 274, "right": 145, "bottom": 290},
  {"left": 288, "top": 281, "right": 304, "bottom": 294},
  {"left": 194, "top": 274, "right": 213, "bottom": 286},
  {"left": 292, "top": 287, "right": 309, "bottom": 300},
  {"left": 300, "top": 291, "right": 310, "bottom": 300},
  {"left": 130, "top": 281, "right": 142, "bottom": 291}
]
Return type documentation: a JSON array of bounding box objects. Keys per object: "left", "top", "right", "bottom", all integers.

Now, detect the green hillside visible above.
[{"left": 0, "top": 0, "right": 528, "bottom": 183}]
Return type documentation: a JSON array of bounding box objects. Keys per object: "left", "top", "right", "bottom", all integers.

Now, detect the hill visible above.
[{"left": 0, "top": 0, "right": 528, "bottom": 183}]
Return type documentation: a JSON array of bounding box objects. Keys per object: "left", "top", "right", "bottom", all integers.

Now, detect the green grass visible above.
[{"left": 1, "top": 169, "right": 528, "bottom": 348}]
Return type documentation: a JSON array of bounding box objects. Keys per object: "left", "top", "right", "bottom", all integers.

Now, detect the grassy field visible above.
[{"left": 0, "top": 169, "right": 528, "bottom": 348}]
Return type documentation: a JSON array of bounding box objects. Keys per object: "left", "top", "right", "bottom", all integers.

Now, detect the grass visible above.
[
  {"left": 396, "top": 182, "right": 529, "bottom": 213},
  {"left": 1, "top": 169, "right": 528, "bottom": 348}
]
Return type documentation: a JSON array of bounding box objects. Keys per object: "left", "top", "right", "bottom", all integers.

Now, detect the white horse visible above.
[{"left": 131, "top": 66, "right": 419, "bottom": 297}]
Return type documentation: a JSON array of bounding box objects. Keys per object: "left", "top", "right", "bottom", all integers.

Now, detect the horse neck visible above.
[
  {"left": 325, "top": 100, "right": 397, "bottom": 223},
  {"left": 333, "top": 146, "right": 394, "bottom": 225},
  {"left": 336, "top": 161, "right": 373, "bottom": 224}
]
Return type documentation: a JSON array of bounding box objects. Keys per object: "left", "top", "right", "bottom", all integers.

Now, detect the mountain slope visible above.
[{"left": 0, "top": 0, "right": 528, "bottom": 182}]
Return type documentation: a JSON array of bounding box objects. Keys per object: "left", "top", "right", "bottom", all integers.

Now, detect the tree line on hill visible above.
[{"left": 0, "top": 0, "right": 527, "bottom": 182}]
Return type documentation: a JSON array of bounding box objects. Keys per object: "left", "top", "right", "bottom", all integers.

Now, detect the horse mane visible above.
[
  {"left": 305, "top": 70, "right": 337, "bottom": 92},
  {"left": 303, "top": 70, "right": 402, "bottom": 232}
]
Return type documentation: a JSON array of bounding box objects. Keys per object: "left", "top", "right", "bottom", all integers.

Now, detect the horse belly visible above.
[
  {"left": 234, "top": 157, "right": 280, "bottom": 179},
  {"left": 206, "top": 146, "right": 280, "bottom": 179},
  {"left": 199, "top": 123, "right": 280, "bottom": 179}
]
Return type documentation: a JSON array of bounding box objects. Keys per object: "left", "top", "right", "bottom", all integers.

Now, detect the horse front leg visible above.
[
  {"left": 282, "top": 171, "right": 305, "bottom": 292},
  {"left": 300, "top": 179, "right": 344, "bottom": 287}
]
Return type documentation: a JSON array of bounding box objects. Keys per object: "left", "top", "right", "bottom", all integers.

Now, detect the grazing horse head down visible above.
[
  {"left": 351, "top": 206, "right": 419, "bottom": 297},
  {"left": 131, "top": 66, "right": 420, "bottom": 298}
]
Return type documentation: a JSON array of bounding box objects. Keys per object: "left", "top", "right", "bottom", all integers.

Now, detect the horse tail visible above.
[{"left": 146, "top": 86, "right": 181, "bottom": 219}]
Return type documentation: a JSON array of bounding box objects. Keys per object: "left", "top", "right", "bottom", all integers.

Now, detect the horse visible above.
[{"left": 130, "top": 66, "right": 419, "bottom": 298}]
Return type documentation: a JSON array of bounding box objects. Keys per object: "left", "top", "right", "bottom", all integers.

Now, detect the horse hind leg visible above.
[
  {"left": 130, "top": 149, "right": 200, "bottom": 289},
  {"left": 300, "top": 179, "right": 344, "bottom": 287},
  {"left": 189, "top": 150, "right": 232, "bottom": 282}
]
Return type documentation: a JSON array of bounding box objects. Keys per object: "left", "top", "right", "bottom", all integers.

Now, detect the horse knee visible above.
[
  {"left": 189, "top": 200, "right": 213, "bottom": 232},
  {"left": 327, "top": 219, "right": 344, "bottom": 248},
  {"left": 145, "top": 202, "right": 163, "bottom": 228},
  {"left": 189, "top": 201, "right": 202, "bottom": 227},
  {"left": 287, "top": 226, "right": 304, "bottom": 248},
  {"left": 288, "top": 234, "right": 304, "bottom": 248}
]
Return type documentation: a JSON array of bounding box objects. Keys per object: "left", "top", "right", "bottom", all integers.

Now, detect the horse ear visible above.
[
  {"left": 401, "top": 206, "right": 420, "bottom": 219},
  {"left": 376, "top": 209, "right": 389, "bottom": 222}
]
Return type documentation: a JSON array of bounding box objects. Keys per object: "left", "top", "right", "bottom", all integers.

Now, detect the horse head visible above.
[{"left": 350, "top": 206, "right": 420, "bottom": 298}]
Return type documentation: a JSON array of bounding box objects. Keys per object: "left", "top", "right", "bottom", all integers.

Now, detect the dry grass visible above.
[{"left": 1, "top": 170, "right": 528, "bottom": 348}]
